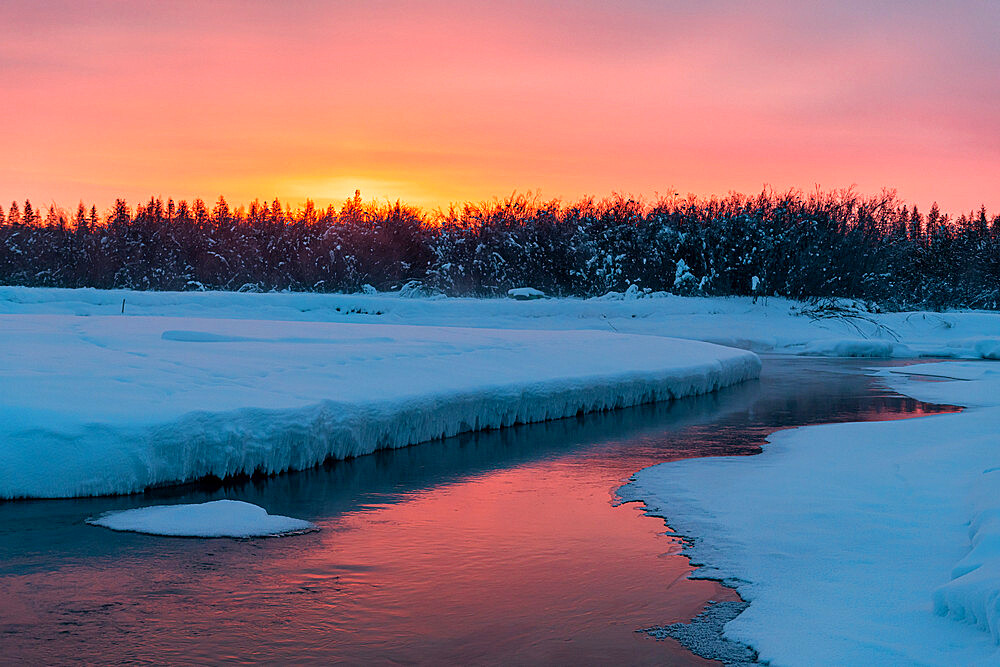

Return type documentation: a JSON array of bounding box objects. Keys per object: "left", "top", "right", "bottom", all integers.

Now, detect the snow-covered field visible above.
[
  {"left": 4, "top": 285, "right": 1000, "bottom": 358},
  {"left": 0, "top": 307, "right": 758, "bottom": 498},
  {"left": 621, "top": 362, "right": 1000, "bottom": 664}
]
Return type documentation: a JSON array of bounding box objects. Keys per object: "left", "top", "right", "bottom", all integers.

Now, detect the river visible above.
[{"left": 0, "top": 358, "right": 955, "bottom": 665}]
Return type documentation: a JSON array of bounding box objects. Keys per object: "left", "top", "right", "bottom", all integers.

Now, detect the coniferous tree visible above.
[
  {"left": 8, "top": 201, "right": 21, "bottom": 226},
  {"left": 192, "top": 199, "right": 210, "bottom": 228},
  {"left": 22, "top": 200, "right": 38, "bottom": 226},
  {"left": 74, "top": 203, "right": 87, "bottom": 232}
]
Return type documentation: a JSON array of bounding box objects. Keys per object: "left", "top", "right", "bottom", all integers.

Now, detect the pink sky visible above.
[{"left": 2, "top": 0, "right": 998, "bottom": 214}]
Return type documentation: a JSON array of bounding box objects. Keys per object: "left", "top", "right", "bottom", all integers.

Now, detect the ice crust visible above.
[
  {"left": 621, "top": 361, "right": 1000, "bottom": 664},
  {"left": 87, "top": 500, "right": 316, "bottom": 537},
  {"left": 0, "top": 314, "right": 759, "bottom": 498}
]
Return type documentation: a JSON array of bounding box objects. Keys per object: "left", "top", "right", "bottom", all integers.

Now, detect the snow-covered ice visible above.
[
  {"left": 86, "top": 500, "right": 316, "bottom": 537},
  {"left": 0, "top": 313, "right": 759, "bottom": 498},
  {"left": 620, "top": 361, "right": 1000, "bottom": 664}
]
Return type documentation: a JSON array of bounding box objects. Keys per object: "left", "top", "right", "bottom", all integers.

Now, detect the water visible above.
[{"left": 0, "top": 358, "right": 955, "bottom": 665}]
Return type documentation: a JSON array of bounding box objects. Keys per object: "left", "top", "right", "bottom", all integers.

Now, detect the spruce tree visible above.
[
  {"left": 74, "top": 203, "right": 88, "bottom": 232},
  {"left": 22, "top": 200, "right": 39, "bottom": 225}
]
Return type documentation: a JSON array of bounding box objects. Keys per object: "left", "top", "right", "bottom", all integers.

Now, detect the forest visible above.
[{"left": 1, "top": 189, "right": 998, "bottom": 310}]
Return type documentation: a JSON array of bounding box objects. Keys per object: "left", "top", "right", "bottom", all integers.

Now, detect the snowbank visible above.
[
  {"left": 0, "top": 314, "right": 759, "bottom": 498},
  {"left": 87, "top": 500, "right": 316, "bottom": 537},
  {"left": 3, "top": 286, "right": 1000, "bottom": 358},
  {"left": 507, "top": 287, "right": 546, "bottom": 300},
  {"left": 620, "top": 361, "right": 1000, "bottom": 664},
  {"left": 794, "top": 337, "right": 910, "bottom": 358},
  {"left": 935, "top": 468, "right": 1000, "bottom": 643},
  {"left": 974, "top": 338, "right": 1000, "bottom": 359}
]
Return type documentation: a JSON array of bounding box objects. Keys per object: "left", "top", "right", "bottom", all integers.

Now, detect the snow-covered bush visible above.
[
  {"left": 398, "top": 280, "right": 429, "bottom": 298},
  {"left": 673, "top": 260, "right": 700, "bottom": 296}
]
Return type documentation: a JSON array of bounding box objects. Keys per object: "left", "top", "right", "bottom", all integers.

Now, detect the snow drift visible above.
[{"left": 0, "top": 314, "right": 759, "bottom": 498}]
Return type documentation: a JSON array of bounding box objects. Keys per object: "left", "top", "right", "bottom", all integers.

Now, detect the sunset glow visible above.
[{"left": 2, "top": 1, "right": 999, "bottom": 213}]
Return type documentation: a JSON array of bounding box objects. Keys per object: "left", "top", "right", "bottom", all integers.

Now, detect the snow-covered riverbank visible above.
[
  {"left": 621, "top": 362, "right": 1000, "bottom": 664},
  {"left": 5, "top": 285, "right": 1000, "bottom": 503},
  {"left": 0, "top": 313, "right": 758, "bottom": 498},
  {"left": 3, "top": 286, "right": 1000, "bottom": 358}
]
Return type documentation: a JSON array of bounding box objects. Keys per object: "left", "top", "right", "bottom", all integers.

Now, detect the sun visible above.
[{"left": 278, "top": 175, "right": 446, "bottom": 210}]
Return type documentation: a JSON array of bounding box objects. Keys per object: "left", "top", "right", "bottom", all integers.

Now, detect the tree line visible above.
[{"left": 1, "top": 189, "right": 998, "bottom": 310}]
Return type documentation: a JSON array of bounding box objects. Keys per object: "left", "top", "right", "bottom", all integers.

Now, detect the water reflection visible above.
[{"left": 0, "top": 358, "right": 955, "bottom": 665}]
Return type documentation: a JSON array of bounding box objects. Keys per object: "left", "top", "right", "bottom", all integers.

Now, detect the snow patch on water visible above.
[{"left": 87, "top": 500, "right": 316, "bottom": 538}]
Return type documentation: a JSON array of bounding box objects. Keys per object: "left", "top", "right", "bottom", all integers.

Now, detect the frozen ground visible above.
[
  {"left": 0, "top": 312, "right": 758, "bottom": 498},
  {"left": 3, "top": 286, "right": 1000, "bottom": 358},
  {"left": 87, "top": 500, "right": 316, "bottom": 537},
  {"left": 621, "top": 361, "right": 1000, "bottom": 664}
]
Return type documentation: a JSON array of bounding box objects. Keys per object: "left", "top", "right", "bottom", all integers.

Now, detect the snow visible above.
[
  {"left": 7, "top": 285, "right": 1000, "bottom": 658},
  {"left": 794, "top": 337, "right": 908, "bottom": 358},
  {"left": 4, "top": 286, "right": 1000, "bottom": 359},
  {"left": 974, "top": 338, "right": 1000, "bottom": 359},
  {"left": 619, "top": 361, "right": 1000, "bottom": 665},
  {"left": 507, "top": 286, "right": 546, "bottom": 300},
  {"left": 86, "top": 500, "right": 316, "bottom": 538},
  {"left": 0, "top": 313, "right": 759, "bottom": 498},
  {"left": 936, "top": 468, "right": 1000, "bottom": 643}
]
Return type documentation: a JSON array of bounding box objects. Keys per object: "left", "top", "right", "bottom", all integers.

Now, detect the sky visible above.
[{"left": 2, "top": 0, "right": 998, "bottom": 215}]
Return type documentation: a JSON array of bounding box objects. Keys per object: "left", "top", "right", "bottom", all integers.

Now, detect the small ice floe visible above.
[
  {"left": 507, "top": 286, "right": 546, "bottom": 300},
  {"left": 86, "top": 500, "right": 317, "bottom": 538}
]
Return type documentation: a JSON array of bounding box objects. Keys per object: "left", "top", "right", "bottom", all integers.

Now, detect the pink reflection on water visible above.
[{"left": 4, "top": 458, "right": 725, "bottom": 664}]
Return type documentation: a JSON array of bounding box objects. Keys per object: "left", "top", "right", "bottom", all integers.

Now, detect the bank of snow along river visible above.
[
  {"left": 622, "top": 360, "right": 1000, "bottom": 665},
  {"left": 0, "top": 313, "right": 758, "bottom": 498}
]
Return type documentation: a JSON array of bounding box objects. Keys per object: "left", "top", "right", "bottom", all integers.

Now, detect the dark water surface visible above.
[{"left": 0, "top": 358, "right": 955, "bottom": 665}]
